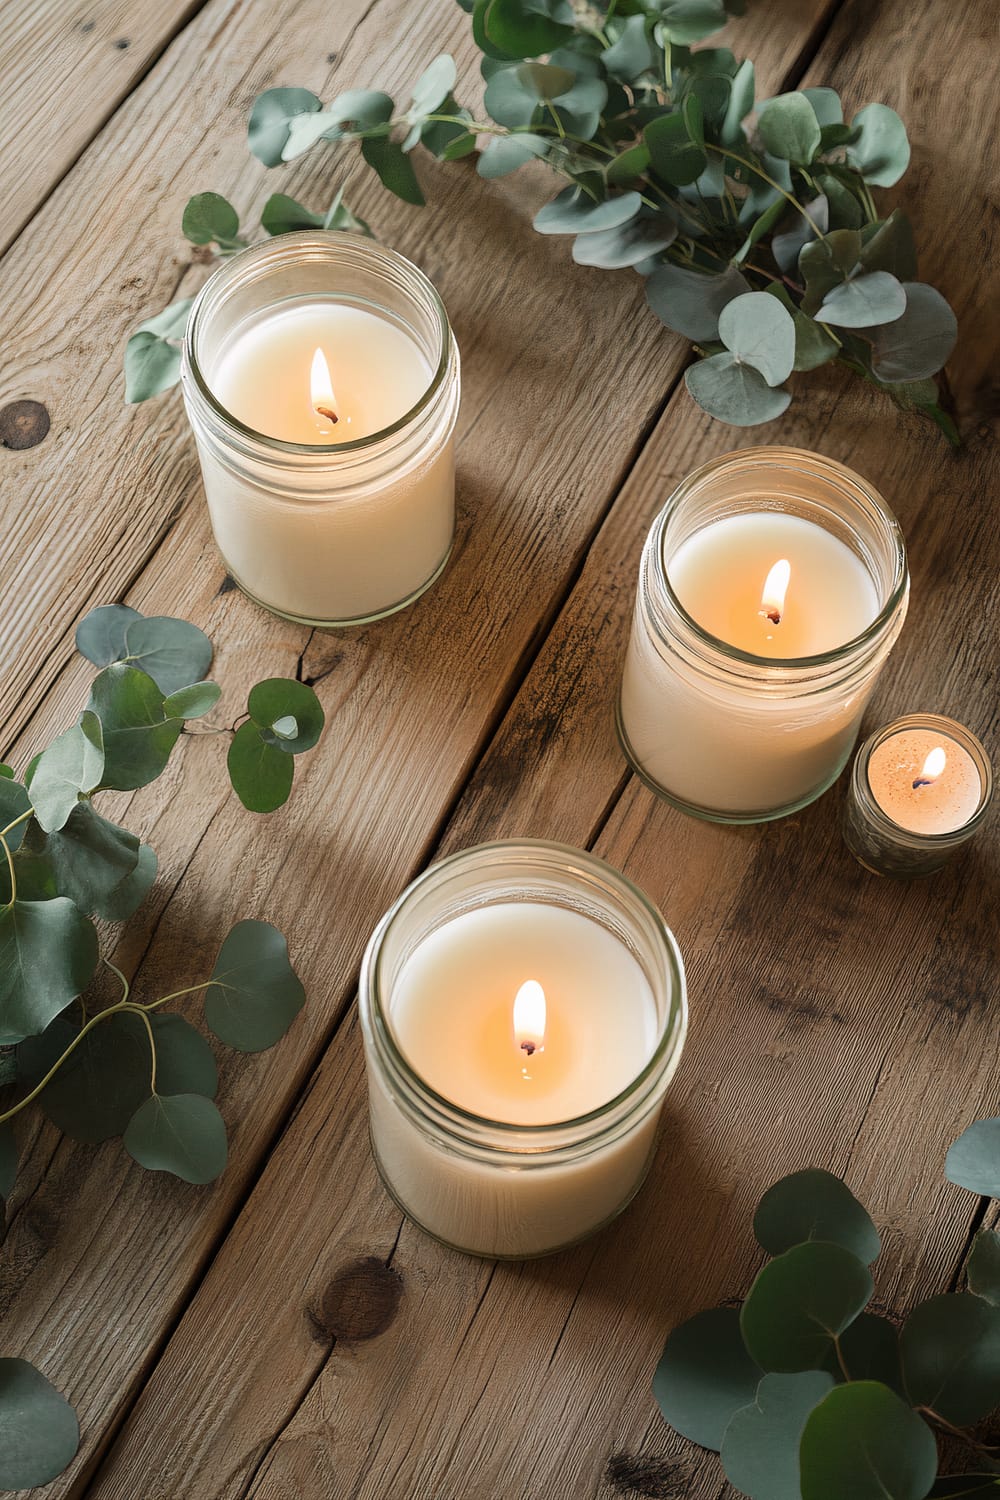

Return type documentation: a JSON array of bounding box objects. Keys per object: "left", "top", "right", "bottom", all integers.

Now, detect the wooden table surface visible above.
[{"left": 1, "top": 0, "right": 997, "bottom": 1495}]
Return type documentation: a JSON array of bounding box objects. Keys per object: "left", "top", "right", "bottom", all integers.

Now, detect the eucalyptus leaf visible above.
[
  {"left": 816, "top": 172, "right": 863, "bottom": 229},
  {"left": 125, "top": 329, "right": 182, "bottom": 403},
  {"left": 602, "top": 16, "right": 656, "bottom": 82},
  {"left": 421, "top": 97, "right": 476, "bottom": 159},
  {"left": 182, "top": 192, "right": 243, "bottom": 249},
  {"left": 281, "top": 110, "right": 350, "bottom": 161},
  {"left": 721, "top": 1371, "right": 834, "bottom": 1500},
  {"left": 0, "top": 1358, "right": 79, "bottom": 1491},
  {"left": 483, "top": 0, "right": 574, "bottom": 58},
  {"left": 799, "top": 1382, "right": 937, "bottom": 1500},
  {"left": 645, "top": 95, "right": 706, "bottom": 186},
  {"left": 123, "top": 616, "right": 213, "bottom": 695},
  {"left": 871, "top": 282, "right": 958, "bottom": 381},
  {"left": 0, "top": 776, "right": 31, "bottom": 853},
  {"left": 407, "top": 53, "right": 457, "bottom": 119},
  {"left": 572, "top": 214, "right": 677, "bottom": 268},
  {"left": 656, "top": 0, "right": 727, "bottom": 45},
  {"left": 516, "top": 60, "right": 575, "bottom": 99},
  {"left": 835, "top": 1312, "right": 903, "bottom": 1393},
  {"left": 799, "top": 229, "right": 862, "bottom": 314},
  {"left": 87, "top": 664, "right": 183, "bottom": 791},
  {"left": 324, "top": 189, "right": 374, "bottom": 235},
  {"left": 483, "top": 65, "right": 538, "bottom": 128},
  {"left": 248, "top": 87, "right": 323, "bottom": 166},
  {"left": 720, "top": 57, "right": 755, "bottom": 144},
  {"left": 646, "top": 261, "right": 749, "bottom": 341},
  {"left": 248, "top": 679, "right": 324, "bottom": 753},
  {"left": 123, "top": 1092, "right": 228, "bottom": 1184},
  {"left": 0, "top": 899, "right": 99, "bottom": 1044},
  {"left": 740, "top": 1241, "right": 873, "bottom": 1371},
  {"left": 847, "top": 102, "right": 910, "bottom": 187},
  {"left": 968, "top": 1229, "right": 1000, "bottom": 1306},
  {"left": 534, "top": 187, "right": 641, "bottom": 235},
  {"left": 758, "top": 92, "right": 821, "bottom": 165},
  {"left": 24, "top": 803, "right": 139, "bottom": 916},
  {"left": 93, "top": 842, "right": 157, "bottom": 923},
  {"left": 544, "top": 62, "right": 607, "bottom": 140},
  {"left": 718, "top": 292, "right": 795, "bottom": 385},
  {"left": 947, "top": 1117, "right": 1000, "bottom": 1197},
  {"left": 162, "top": 681, "right": 222, "bottom": 720},
  {"left": 477, "top": 132, "right": 549, "bottom": 177},
  {"left": 802, "top": 87, "right": 842, "bottom": 127},
  {"left": 858, "top": 210, "right": 918, "bottom": 279},
  {"left": 261, "top": 192, "right": 324, "bottom": 235},
  {"left": 29, "top": 711, "right": 104, "bottom": 833},
  {"left": 227, "top": 722, "right": 294, "bottom": 813},
  {"left": 900, "top": 1292, "right": 1000, "bottom": 1426},
  {"left": 76, "top": 604, "right": 143, "bottom": 668},
  {"left": 607, "top": 142, "right": 650, "bottom": 186},
  {"left": 205, "top": 920, "right": 306, "bottom": 1052},
  {"left": 362, "top": 137, "right": 425, "bottom": 205},
  {"left": 772, "top": 196, "right": 828, "bottom": 275},
  {"left": 818, "top": 270, "right": 906, "bottom": 328},
  {"left": 734, "top": 196, "right": 784, "bottom": 263},
  {"left": 653, "top": 1306, "right": 761, "bottom": 1451},
  {"left": 753, "top": 1169, "right": 881, "bottom": 1263},
  {"left": 685, "top": 354, "right": 791, "bottom": 426}
]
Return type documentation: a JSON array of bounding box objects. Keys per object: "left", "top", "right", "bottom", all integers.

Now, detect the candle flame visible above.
[
  {"left": 310, "top": 347, "right": 338, "bottom": 427},
  {"left": 760, "top": 558, "right": 791, "bottom": 626},
  {"left": 513, "top": 979, "right": 546, "bottom": 1057},
  {"left": 913, "top": 745, "right": 947, "bottom": 789}
]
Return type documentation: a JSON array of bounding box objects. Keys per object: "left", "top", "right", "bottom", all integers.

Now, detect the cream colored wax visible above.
[
  {"left": 868, "top": 728, "right": 982, "bottom": 834},
  {"left": 199, "top": 300, "right": 455, "bottom": 623},
  {"left": 620, "top": 512, "right": 880, "bottom": 816},
  {"left": 369, "top": 902, "right": 664, "bottom": 1257}
]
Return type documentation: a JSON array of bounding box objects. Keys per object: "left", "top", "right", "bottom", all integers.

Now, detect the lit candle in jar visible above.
[
  {"left": 359, "top": 842, "right": 687, "bottom": 1259},
  {"left": 843, "top": 715, "right": 993, "bottom": 876},
  {"left": 617, "top": 448, "right": 909, "bottom": 823},
  {"left": 182, "top": 233, "right": 460, "bottom": 627}
]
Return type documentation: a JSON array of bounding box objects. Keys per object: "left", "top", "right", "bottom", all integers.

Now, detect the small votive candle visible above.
[
  {"left": 182, "top": 232, "right": 460, "bottom": 627},
  {"left": 358, "top": 841, "right": 687, "bottom": 1259},
  {"left": 843, "top": 714, "right": 994, "bottom": 877}
]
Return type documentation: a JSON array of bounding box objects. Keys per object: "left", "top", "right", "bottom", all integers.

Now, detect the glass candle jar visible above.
[
  {"left": 181, "top": 232, "right": 460, "bottom": 627},
  {"left": 358, "top": 841, "right": 687, "bottom": 1259},
  {"left": 843, "top": 714, "right": 994, "bottom": 877},
  {"left": 617, "top": 447, "right": 909, "bottom": 824}
]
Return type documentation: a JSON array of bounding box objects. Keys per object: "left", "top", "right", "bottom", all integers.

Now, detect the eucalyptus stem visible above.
[
  {"left": 0, "top": 1002, "right": 128, "bottom": 1124},
  {"left": 0, "top": 834, "right": 15, "bottom": 910},
  {"left": 131, "top": 1005, "right": 157, "bottom": 1094},
  {"left": 140, "top": 979, "right": 213, "bottom": 1013},
  {"left": 704, "top": 143, "right": 826, "bottom": 236}
]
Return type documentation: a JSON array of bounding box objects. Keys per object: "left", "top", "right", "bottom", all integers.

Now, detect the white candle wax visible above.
[
  {"left": 368, "top": 902, "right": 665, "bottom": 1257},
  {"left": 620, "top": 511, "right": 881, "bottom": 817},
  {"left": 868, "top": 727, "right": 982, "bottom": 834}
]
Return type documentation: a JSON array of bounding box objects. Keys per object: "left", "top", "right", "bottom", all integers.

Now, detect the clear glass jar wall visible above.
[
  {"left": 182, "top": 232, "right": 460, "bottom": 627},
  {"left": 358, "top": 842, "right": 687, "bottom": 1259},
  {"left": 617, "top": 447, "right": 909, "bottom": 823}
]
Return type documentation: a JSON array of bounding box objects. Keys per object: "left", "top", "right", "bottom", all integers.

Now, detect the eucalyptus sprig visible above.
[
  {"left": 126, "top": 0, "right": 959, "bottom": 440},
  {"left": 653, "top": 1132, "right": 1000, "bottom": 1499}
]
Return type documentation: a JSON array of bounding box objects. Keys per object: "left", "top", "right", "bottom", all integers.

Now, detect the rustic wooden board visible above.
[
  {"left": 0, "top": 0, "right": 209, "bottom": 257},
  {"left": 0, "top": 0, "right": 843, "bottom": 1495},
  {"left": 64, "top": 0, "right": 1000, "bottom": 1497}
]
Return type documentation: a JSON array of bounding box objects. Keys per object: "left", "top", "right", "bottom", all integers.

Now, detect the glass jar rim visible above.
[
  {"left": 855, "top": 712, "right": 994, "bottom": 843},
  {"left": 648, "top": 446, "right": 909, "bottom": 674},
  {"left": 361, "top": 839, "right": 688, "bottom": 1149},
  {"left": 184, "top": 230, "right": 454, "bottom": 458}
]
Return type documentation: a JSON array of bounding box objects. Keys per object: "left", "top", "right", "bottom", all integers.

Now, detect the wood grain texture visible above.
[
  {"left": 72, "top": 1, "right": 1000, "bottom": 1497},
  {"left": 0, "top": 0, "right": 209, "bottom": 257}
]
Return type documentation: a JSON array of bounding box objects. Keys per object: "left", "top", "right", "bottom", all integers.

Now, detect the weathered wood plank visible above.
[
  {"left": 0, "top": 0, "right": 843, "bottom": 1494},
  {"left": 73, "top": 0, "right": 1000, "bottom": 1495},
  {"left": 0, "top": 0, "right": 210, "bottom": 258}
]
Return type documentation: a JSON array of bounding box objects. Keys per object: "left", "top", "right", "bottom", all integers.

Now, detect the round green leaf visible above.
[
  {"left": 718, "top": 292, "right": 795, "bottom": 386},
  {"left": 181, "top": 192, "right": 241, "bottom": 248},
  {"left": 93, "top": 841, "right": 157, "bottom": 923},
  {"left": 653, "top": 1306, "right": 761, "bottom": 1451},
  {"left": 799, "top": 228, "right": 862, "bottom": 314},
  {"left": 968, "top": 1230, "right": 1000, "bottom": 1306},
  {"left": 421, "top": 96, "right": 476, "bottom": 159},
  {"left": 645, "top": 96, "right": 706, "bottom": 186},
  {"left": 484, "top": 0, "right": 574, "bottom": 58},
  {"left": 799, "top": 1382, "right": 937, "bottom": 1500},
  {"left": 802, "top": 87, "right": 842, "bottom": 127},
  {"left": 123, "top": 616, "right": 213, "bottom": 695},
  {"left": 901, "top": 1292, "right": 1000, "bottom": 1426},
  {"left": 248, "top": 87, "right": 323, "bottom": 167},
  {"left": 758, "top": 92, "right": 821, "bottom": 165},
  {"left": 87, "top": 664, "right": 183, "bottom": 791},
  {"left": 772, "top": 196, "right": 828, "bottom": 275},
  {"left": 947, "top": 1118, "right": 1000, "bottom": 1197},
  {"left": 136, "top": 299, "right": 193, "bottom": 341},
  {"left": 721, "top": 1371, "right": 834, "bottom": 1500},
  {"left": 656, "top": 0, "right": 726, "bottom": 44},
  {"left": 324, "top": 189, "right": 373, "bottom": 235},
  {"left": 0, "top": 1121, "right": 17, "bottom": 1199},
  {"left": 25, "top": 803, "right": 139, "bottom": 916},
  {"left": 0, "top": 1358, "right": 79, "bottom": 1490},
  {"left": 818, "top": 271, "right": 907, "bottom": 329},
  {"left": 281, "top": 109, "right": 349, "bottom": 161},
  {"left": 29, "top": 711, "right": 104, "bottom": 833},
  {"left": 0, "top": 899, "right": 98, "bottom": 1044},
  {"left": 871, "top": 283, "right": 958, "bottom": 381},
  {"left": 248, "top": 679, "right": 325, "bottom": 753},
  {"left": 477, "top": 133, "right": 549, "bottom": 177},
  {"left": 227, "top": 723, "right": 294, "bottom": 813},
  {"left": 543, "top": 65, "right": 607, "bottom": 140},
  {"left": 753, "top": 1169, "right": 881, "bottom": 1263},
  {"left": 835, "top": 1312, "right": 903, "bottom": 1393},
  {"left": 162, "top": 681, "right": 222, "bottom": 720},
  {"left": 607, "top": 141, "right": 651, "bottom": 186},
  {"left": 261, "top": 192, "right": 324, "bottom": 236},
  {"left": 720, "top": 56, "right": 755, "bottom": 144},
  {"left": 124, "top": 330, "right": 182, "bottom": 403},
  {"left": 0, "top": 775, "right": 31, "bottom": 854},
  {"left": 572, "top": 214, "right": 677, "bottom": 268},
  {"left": 847, "top": 103, "right": 910, "bottom": 187},
  {"left": 685, "top": 354, "right": 792, "bottom": 427},
  {"left": 75, "top": 604, "right": 143, "bottom": 668},
  {"left": 205, "top": 919, "right": 306, "bottom": 1053},
  {"left": 124, "top": 1092, "right": 227, "bottom": 1184},
  {"left": 741, "top": 1242, "right": 873, "bottom": 1371},
  {"left": 408, "top": 53, "right": 457, "bottom": 117},
  {"left": 361, "top": 136, "right": 425, "bottom": 205},
  {"left": 646, "top": 261, "right": 749, "bottom": 341},
  {"left": 602, "top": 16, "right": 656, "bottom": 82},
  {"left": 858, "top": 210, "right": 918, "bottom": 279},
  {"left": 534, "top": 187, "right": 641, "bottom": 236}
]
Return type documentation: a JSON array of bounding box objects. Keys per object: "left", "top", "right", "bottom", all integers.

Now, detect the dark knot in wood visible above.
[
  {"left": 0, "top": 400, "right": 50, "bottom": 450},
  {"left": 308, "top": 1256, "right": 403, "bottom": 1344},
  {"left": 604, "top": 1453, "right": 693, "bottom": 1498}
]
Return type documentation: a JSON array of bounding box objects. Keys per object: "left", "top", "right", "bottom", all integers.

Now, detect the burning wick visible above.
[
  {"left": 310, "top": 347, "right": 338, "bottom": 427},
  {"left": 513, "top": 979, "right": 546, "bottom": 1060},
  {"left": 759, "top": 558, "right": 792, "bottom": 626},
  {"left": 912, "top": 745, "right": 947, "bottom": 790}
]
